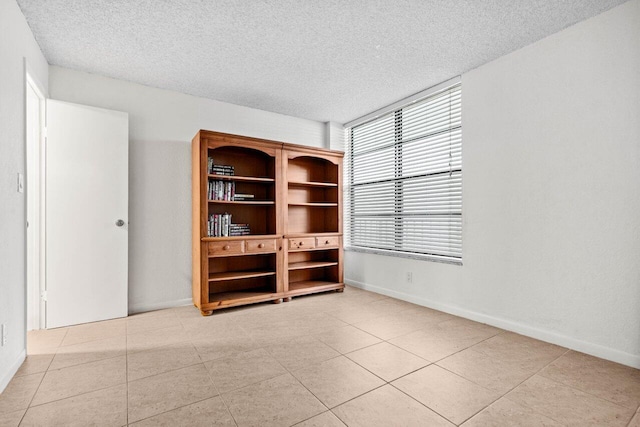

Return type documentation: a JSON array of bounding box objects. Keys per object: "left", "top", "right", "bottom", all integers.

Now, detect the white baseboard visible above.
[
  {"left": 128, "top": 298, "right": 193, "bottom": 315},
  {"left": 0, "top": 350, "right": 26, "bottom": 393},
  {"left": 345, "top": 279, "right": 640, "bottom": 369}
]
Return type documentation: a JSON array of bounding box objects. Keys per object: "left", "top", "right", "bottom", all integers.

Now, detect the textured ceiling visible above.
[{"left": 18, "top": 0, "right": 628, "bottom": 123}]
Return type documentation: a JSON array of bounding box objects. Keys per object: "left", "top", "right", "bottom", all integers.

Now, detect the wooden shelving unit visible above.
[
  {"left": 192, "top": 130, "right": 343, "bottom": 315},
  {"left": 283, "top": 146, "right": 344, "bottom": 301}
]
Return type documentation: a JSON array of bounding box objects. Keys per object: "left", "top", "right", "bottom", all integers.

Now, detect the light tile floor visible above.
[{"left": 1, "top": 286, "right": 639, "bottom": 426}]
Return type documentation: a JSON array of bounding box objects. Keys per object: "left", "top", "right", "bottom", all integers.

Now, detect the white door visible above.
[{"left": 46, "top": 100, "right": 128, "bottom": 328}]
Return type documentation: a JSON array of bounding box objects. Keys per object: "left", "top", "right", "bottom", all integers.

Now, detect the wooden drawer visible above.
[
  {"left": 288, "top": 237, "right": 316, "bottom": 250},
  {"left": 208, "top": 240, "right": 244, "bottom": 257},
  {"left": 316, "top": 236, "right": 340, "bottom": 248},
  {"left": 245, "top": 238, "right": 277, "bottom": 253}
]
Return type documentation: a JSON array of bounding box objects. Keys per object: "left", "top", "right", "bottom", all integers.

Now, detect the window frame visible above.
[{"left": 344, "top": 78, "right": 462, "bottom": 265}]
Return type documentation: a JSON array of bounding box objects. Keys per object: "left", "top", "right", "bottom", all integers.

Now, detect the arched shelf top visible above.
[
  {"left": 207, "top": 143, "right": 276, "bottom": 181},
  {"left": 287, "top": 154, "right": 339, "bottom": 166},
  {"left": 286, "top": 155, "right": 339, "bottom": 186},
  {"left": 209, "top": 144, "right": 275, "bottom": 159}
]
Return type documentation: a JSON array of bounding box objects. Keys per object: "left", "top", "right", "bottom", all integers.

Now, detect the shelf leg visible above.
[
  {"left": 336, "top": 288, "right": 344, "bottom": 293},
  {"left": 200, "top": 310, "right": 214, "bottom": 316},
  {"left": 283, "top": 297, "right": 292, "bottom": 302},
  {"left": 272, "top": 299, "right": 282, "bottom": 304}
]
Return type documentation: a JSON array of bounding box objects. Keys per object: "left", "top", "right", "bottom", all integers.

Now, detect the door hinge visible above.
[{"left": 41, "top": 290, "right": 47, "bottom": 302}]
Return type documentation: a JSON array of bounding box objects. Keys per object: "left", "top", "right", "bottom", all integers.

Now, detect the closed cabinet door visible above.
[{"left": 46, "top": 100, "right": 128, "bottom": 328}]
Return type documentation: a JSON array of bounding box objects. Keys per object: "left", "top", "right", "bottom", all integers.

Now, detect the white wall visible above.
[
  {"left": 346, "top": 0, "right": 640, "bottom": 368},
  {"left": 0, "top": 0, "right": 49, "bottom": 392},
  {"left": 49, "top": 67, "right": 327, "bottom": 313}
]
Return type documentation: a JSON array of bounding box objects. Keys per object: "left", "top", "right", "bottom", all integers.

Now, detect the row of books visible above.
[
  {"left": 207, "top": 158, "right": 234, "bottom": 176},
  {"left": 208, "top": 180, "right": 235, "bottom": 201},
  {"left": 229, "top": 224, "right": 251, "bottom": 236},
  {"left": 207, "top": 213, "right": 252, "bottom": 237},
  {"left": 207, "top": 180, "right": 257, "bottom": 202}
]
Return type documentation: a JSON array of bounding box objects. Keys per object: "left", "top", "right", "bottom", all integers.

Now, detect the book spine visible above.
[{"left": 211, "top": 165, "right": 235, "bottom": 176}]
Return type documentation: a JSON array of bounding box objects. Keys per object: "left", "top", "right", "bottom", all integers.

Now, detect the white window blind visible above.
[{"left": 345, "top": 83, "right": 462, "bottom": 262}]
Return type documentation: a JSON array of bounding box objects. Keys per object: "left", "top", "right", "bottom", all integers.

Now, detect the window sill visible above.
[{"left": 345, "top": 246, "right": 463, "bottom": 266}]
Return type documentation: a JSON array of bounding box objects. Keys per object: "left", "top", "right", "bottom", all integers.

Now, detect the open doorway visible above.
[{"left": 25, "top": 66, "right": 46, "bottom": 331}]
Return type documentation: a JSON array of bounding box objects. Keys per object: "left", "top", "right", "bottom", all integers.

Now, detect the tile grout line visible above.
[
  {"left": 481, "top": 348, "right": 575, "bottom": 427},
  {"left": 534, "top": 350, "right": 640, "bottom": 412},
  {"left": 371, "top": 325, "right": 505, "bottom": 370},
  {"left": 203, "top": 362, "right": 240, "bottom": 427},
  {"left": 127, "top": 335, "right": 236, "bottom": 425},
  {"left": 290, "top": 410, "right": 338, "bottom": 427},
  {"left": 520, "top": 348, "right": 637, "bottom": 410},
  {"left": 128, "top": 394, "right": 232, "bottom": 426},
  {"left": 198, "top": 328, "right": 262, "bottom": 427},
  {"left": 22, "top": 377, "right": 128, "bottom": 411},
  {"left": 16, "top": 326, "right": 70, "bottom": 425},
  {"left": 389, "top": 381, "right": 458, "bottom": 425},
  {"left": 325, "top": 382, "right": 389, "bottom": 411},
  {"left": 46, "top": 348, "right": 126, "bottom": 373},
  {"left": 429, "top": 346, "right": 573, "bottom": 425},
  {"left": 285, "top": 373, "right": 331, "bottom": 421},
  {"left": 625, "top": 406, "right": 640, "bottom": 427},
  {"left": 524, "top": 366, "right": 637, "bottom": 427},
  {"left": 345, "top": 324, "right": 561, "bottom": 425}
]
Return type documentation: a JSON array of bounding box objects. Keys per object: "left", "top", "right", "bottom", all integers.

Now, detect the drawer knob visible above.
[
  {"left": 299, "top": 242, "right": 304, "bottom": 246},
  {"left": 223, "top": 245, "right": 230, "bottom": 250},
  {"left": 258, "top": 243, "right": 264, "bottom": 248},
  {"left": 325, "top": 240, "right": 330, "bottom": 245}
]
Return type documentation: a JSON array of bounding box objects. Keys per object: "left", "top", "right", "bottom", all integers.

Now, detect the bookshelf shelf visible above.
[
  {"left": 288, "top": 202, "right": 337, "bottom": 207},
  {"left": 288, "top": 180, "right": 338, "bottom": 188},
  {"left": 193, "top": 130, "right": 343, "bottom": 316},
  {"left": 288, "top": 261, "right": 339, "bottom": 271},
  {"left": 209, "top": 270, "right": 275, "bottom": 282},
  {"left": 208, "top": 174, "right": 274, "bottom": 183},
  {"left": 209, "top": 289, "right": 273, "bottom": 301},
  {"left": 202, "top": 234, "right": 278, "bottom": 242},
  {"left": 287, "top": 280, "right": 344, "bottom": 295},
  {"left": 208, "top": 288, "right": 278, "bottom": 307},
  {"left": 209, "top": 200, "right": 275, "bottom": 205}
]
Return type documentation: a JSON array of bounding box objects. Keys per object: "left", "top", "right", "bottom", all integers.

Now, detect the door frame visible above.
[{"left": 24, "top": 61, "right": 47, "bottom": 331}]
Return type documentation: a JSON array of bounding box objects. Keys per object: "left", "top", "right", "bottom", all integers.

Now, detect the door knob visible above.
[{"left": 116, "top": 219, "right": 125, "bottom": 227}]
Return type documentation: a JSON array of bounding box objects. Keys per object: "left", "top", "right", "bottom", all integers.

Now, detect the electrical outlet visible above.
[
  {"left": 1, "top": 324, "right": 7, "bottom": 346},
  {"left": 406, "top": 272, "right": 413, "bottom": 283}
]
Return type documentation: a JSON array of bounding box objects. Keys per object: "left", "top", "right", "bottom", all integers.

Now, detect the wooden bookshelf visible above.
[
  {"left": 192, "top": 130, "right": 344, "bottom": 315},
  {"left": 283, "top": 147, "right": 344, "bottom": 300}
]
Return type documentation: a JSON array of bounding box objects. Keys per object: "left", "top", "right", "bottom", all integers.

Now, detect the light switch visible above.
[{"left": 18, "top": 173, "right": 24, "bottom": 193}]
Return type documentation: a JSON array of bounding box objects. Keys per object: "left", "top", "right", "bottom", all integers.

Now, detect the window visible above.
[{"left": 345, "top": 81, "right": 462, "bottom": 262}]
